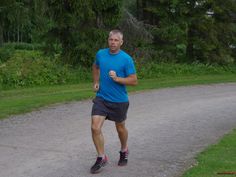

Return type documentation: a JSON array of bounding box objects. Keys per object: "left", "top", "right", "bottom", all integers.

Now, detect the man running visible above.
[{"left": 90, "top": 29, "right": 137, "bottom": 174}]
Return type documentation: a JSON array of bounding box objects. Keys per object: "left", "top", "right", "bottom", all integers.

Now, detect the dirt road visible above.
[{"left": 1, "top": 83, "right": 236, "bottom": 177}]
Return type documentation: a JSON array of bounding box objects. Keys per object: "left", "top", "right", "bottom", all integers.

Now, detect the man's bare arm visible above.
[
  {"left": 115, "top": 74, "right": 138, "bottom": 86},
  {"left": 109, "top": 71, "right": 138, "bottom": 86},
  {"left": 92, "top": 64, "right": 100, "bottom": 91}
]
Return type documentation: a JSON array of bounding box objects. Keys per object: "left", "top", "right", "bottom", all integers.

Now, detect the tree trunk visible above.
[
  {"left": 0, "top": 23, "right": 3, "bottom": 46},
  {"left": 186, "top": 24, "right": 194, "bottom": 62},
  {"left": 17, "top": 24, "right": 20, "bottom": 43},
  {"left": 136, "top": 0, "right": 143, "bottom": 20},
  {"left": 8, "top": 31, "right": 10, "bottom": 42},
  {"left": 137, "top": 0, "right": 159, "bottom": 25},
  {"left": 95, "top": 12, "right": 103, "bottom": 28}
]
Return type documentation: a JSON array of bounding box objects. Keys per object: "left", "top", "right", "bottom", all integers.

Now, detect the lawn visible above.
[
  {"left": 1, "top": 74, "right": 236, "bottom": 120},
  {"left": 182, "top": 129, "right": 236, "bottom": 177}
]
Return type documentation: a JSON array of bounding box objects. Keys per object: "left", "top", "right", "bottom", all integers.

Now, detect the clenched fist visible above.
[
  {"left": 93, "top": 83, "right": 99, "bottom": 92},
  {"left": 109, "top": 70, "right": 118, "bottom": 81}
]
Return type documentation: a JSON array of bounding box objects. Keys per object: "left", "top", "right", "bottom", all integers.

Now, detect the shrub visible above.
[
  {"left": 3, "top": 42, "right": 43, "bottom": 50},
  {"left": 0, "top": 45, "right": 15, "bottom": 63},
  {"left": 137, "top": 62, "right": 236, "bottom": 79},
  {"left": 1, "top": 49, "right": 235, "bottom": 89},
  {"left": 0, "top": 50, "right": 93, "bottom": 89}
]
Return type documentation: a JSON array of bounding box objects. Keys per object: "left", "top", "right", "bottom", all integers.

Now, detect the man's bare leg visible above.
[
  {"left": 91, "top": 115, "right": 106, "bottom": 156},
  {"left": 115, "top": 121, "right": 128, "bottom": 151},
  {"left": 116, "top": 121, "right": 129, "bottom": 166}
]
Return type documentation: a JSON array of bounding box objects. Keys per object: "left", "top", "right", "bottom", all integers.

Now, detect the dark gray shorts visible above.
[{"left": 91, "top": 96, "right": 129, "bottom": 123}]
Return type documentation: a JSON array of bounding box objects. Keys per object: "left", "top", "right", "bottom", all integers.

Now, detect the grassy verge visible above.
[
  {"left": 0, "top": 83, "right": 93, "bottom": 119},
  {"left": 1, "top": 74, "right": 236, "bottom": 120},
  {"left": 182, "top": 129, "right": 236, "bottom": 177}
]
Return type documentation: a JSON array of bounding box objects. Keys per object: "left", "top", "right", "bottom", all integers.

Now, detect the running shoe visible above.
[
  {"left": 118, "top": 149, "right": 129, "bottom": 166},
  {"left": 90, "top": 155, "right": 108, "bottom": 174}
]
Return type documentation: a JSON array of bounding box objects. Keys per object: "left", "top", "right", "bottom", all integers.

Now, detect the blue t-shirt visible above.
[{"left": 94, "top": 48, "right": 136, "bottom": 102}]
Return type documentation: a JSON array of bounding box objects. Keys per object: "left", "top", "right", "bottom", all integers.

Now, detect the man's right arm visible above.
[{"left": 92, "top": 64, "right": 100, "bottom": 92}]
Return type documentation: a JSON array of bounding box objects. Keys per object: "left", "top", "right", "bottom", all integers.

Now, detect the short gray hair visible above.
[{"left": 109, "top": 29, "right": 123, "bottom": 40}]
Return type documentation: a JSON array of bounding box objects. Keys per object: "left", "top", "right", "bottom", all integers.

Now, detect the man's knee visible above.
[
  {"left": 91, "top": 115, "right": 105, "bottom": 135},
  {"left": 91, "top": 125, "right": 102, "bottom": 135},
  {"left": 116, "top": 122, "right": 127, "bottom": 134}
]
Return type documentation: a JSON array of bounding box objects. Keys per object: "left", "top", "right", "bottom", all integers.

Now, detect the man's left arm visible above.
[{"left": 109, "top": 71, "right": 138, "bottom": 86}]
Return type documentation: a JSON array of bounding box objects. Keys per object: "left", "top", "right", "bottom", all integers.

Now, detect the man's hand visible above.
[
  {"left": 109, "top": 70, "right": 118, "bottom": 81},
  {"left": 93, "top": 83, "right": 99, "bottom": 92}
]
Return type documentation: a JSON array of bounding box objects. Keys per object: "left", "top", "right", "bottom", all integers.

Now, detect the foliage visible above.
[
  {"left": 0, "top": 0, "right": 123, "bottom": 66},
  {"left": 0, "top": 50, "right": 91, "bottom": 88},
  {"left": 0, "top": 45, "right": 15, "bottom": 63},
  {"left": 0, "top": 0, "right": 33, "bottom": 44},
  {"left": 43, "top": 0, "right": 123, "bottom": 66},
  {"left": 1, "top": 50, "right": 235, "bottom": 89},
  {"left": 1, "top": 0, "right": 236, "bottom": 66},
  {"left": 137, "top": 62, "right": 236, "bottom": 79},
  {"left": 3, "top": 42, "right": 42, "bottom": 50},
  {"left": 136, "top": 0, "right": 236, "bottom": 64}
]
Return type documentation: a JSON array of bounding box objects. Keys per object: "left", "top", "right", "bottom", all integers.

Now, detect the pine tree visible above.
[
  {"left": 44, "top": 0, "right": 123, "bottom": 66},
  {"left": 137, "top": 0, "right": 188, "bottom": 62},
  {"left": 136, "top": 0, "right": 236, "bottom": 64},
  {"left": 0, "top": 0, "right": 35, "bottom": 44},
  {"left": 210, "top": 0, "right": 236, "bottom": 64},
  {"left": 0, "top": 0, "right": 15, "bottom": 45}
]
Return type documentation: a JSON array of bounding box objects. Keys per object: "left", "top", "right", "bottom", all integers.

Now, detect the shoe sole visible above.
[
  {"left": 118, "top": 161, "right": 128, "bottom": 166},
  {"left": 90, "top": 161, "right": 108, "bottom": 174}
]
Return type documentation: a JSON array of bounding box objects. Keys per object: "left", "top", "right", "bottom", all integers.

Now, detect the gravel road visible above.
[{"left": 0, "top": 83, "right": 236, "bottom": 177}]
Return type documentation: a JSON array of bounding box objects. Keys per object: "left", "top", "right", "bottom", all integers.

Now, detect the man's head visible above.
[{"left": 108, "top": 29, "right": 123, "bottom": 54}]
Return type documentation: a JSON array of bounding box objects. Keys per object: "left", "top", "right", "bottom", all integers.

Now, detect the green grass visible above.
[
  {"left": 0, "top": 83, "right": 93, "bottom": 119},
  {"left": 128, "top": 74, "right": 236, "bottom": 92},
  {"left": 182, "top": 129, "right": 236, "bottom": 177},
  {"left": 1, "top": 74, "right": 236, "bottom": 120}
]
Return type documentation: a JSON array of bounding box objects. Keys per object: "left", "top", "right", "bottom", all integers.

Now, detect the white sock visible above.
[
  {"left": 98, "top": 154, "right": 105, "bottom": 159},
  {"left": 121, "top": 147, "right": 128, "bottom": 152}
]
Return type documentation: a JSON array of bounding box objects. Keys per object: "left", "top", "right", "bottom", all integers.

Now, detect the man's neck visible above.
[{"left": 109, "top": 49, "right": 120, "bottom": 54}]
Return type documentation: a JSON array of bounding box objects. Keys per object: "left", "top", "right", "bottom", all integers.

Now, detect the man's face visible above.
[{"left": 108, "top": 34, "right": 123, "bottom": 53}]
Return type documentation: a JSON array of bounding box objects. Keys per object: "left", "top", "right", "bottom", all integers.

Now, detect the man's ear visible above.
[{"left": 120, "top": 40, "right": 123, "bottom": 46}]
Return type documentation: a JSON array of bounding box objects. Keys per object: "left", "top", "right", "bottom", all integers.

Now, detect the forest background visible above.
[
  {"left": 0, "top": 0, "right": 236, "bottom": 89},
  {"left": 1, "top": 1, "right": 236, "bottom": 176}
]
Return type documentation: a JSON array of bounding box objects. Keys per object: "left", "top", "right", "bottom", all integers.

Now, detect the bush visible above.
[
  {"left": 137, "top": 62, "right": 236, "bottom": 79},
  {"left": 3, "top": 42, "right": 43, "bottom": 50},
  {"left": 1, "top": 49, "right": 235, "bottom": 89},
  {"left": 0, "top": 50, "right": 93, "bottom": 89},
  {"left": 0, "top": 45, "right": 15, "bottom": 63}
]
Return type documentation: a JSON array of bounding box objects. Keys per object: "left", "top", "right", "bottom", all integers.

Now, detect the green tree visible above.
[
  {"left": 210, "top": 0, "right": 236, "bottom": 64},
  {"left": 44, "top": 0, "right": 123, "bottom": 66},
  {"left": 0, "top": 0, "right": 36, "bottom": 44},
  {"left": 181, "top": 0, "right": 236, "bottom": 64},
  {"left": 136, "top": 0, "right": 236, "bottom": 64},
  {"left": 137, "top": 0, "right": 187, "bottom": 62},
  {"left": 0, "top": 0, "right": 15, "bottom": 46}
]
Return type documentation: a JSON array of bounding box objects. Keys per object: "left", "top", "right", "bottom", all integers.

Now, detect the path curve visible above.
[{"left": 0, "top": 83, "right": 236, "bottom": 177}]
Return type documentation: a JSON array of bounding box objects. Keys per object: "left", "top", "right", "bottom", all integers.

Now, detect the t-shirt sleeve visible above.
[{"left": 125, "top": 57, "right": 136, "bottom": 76}]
